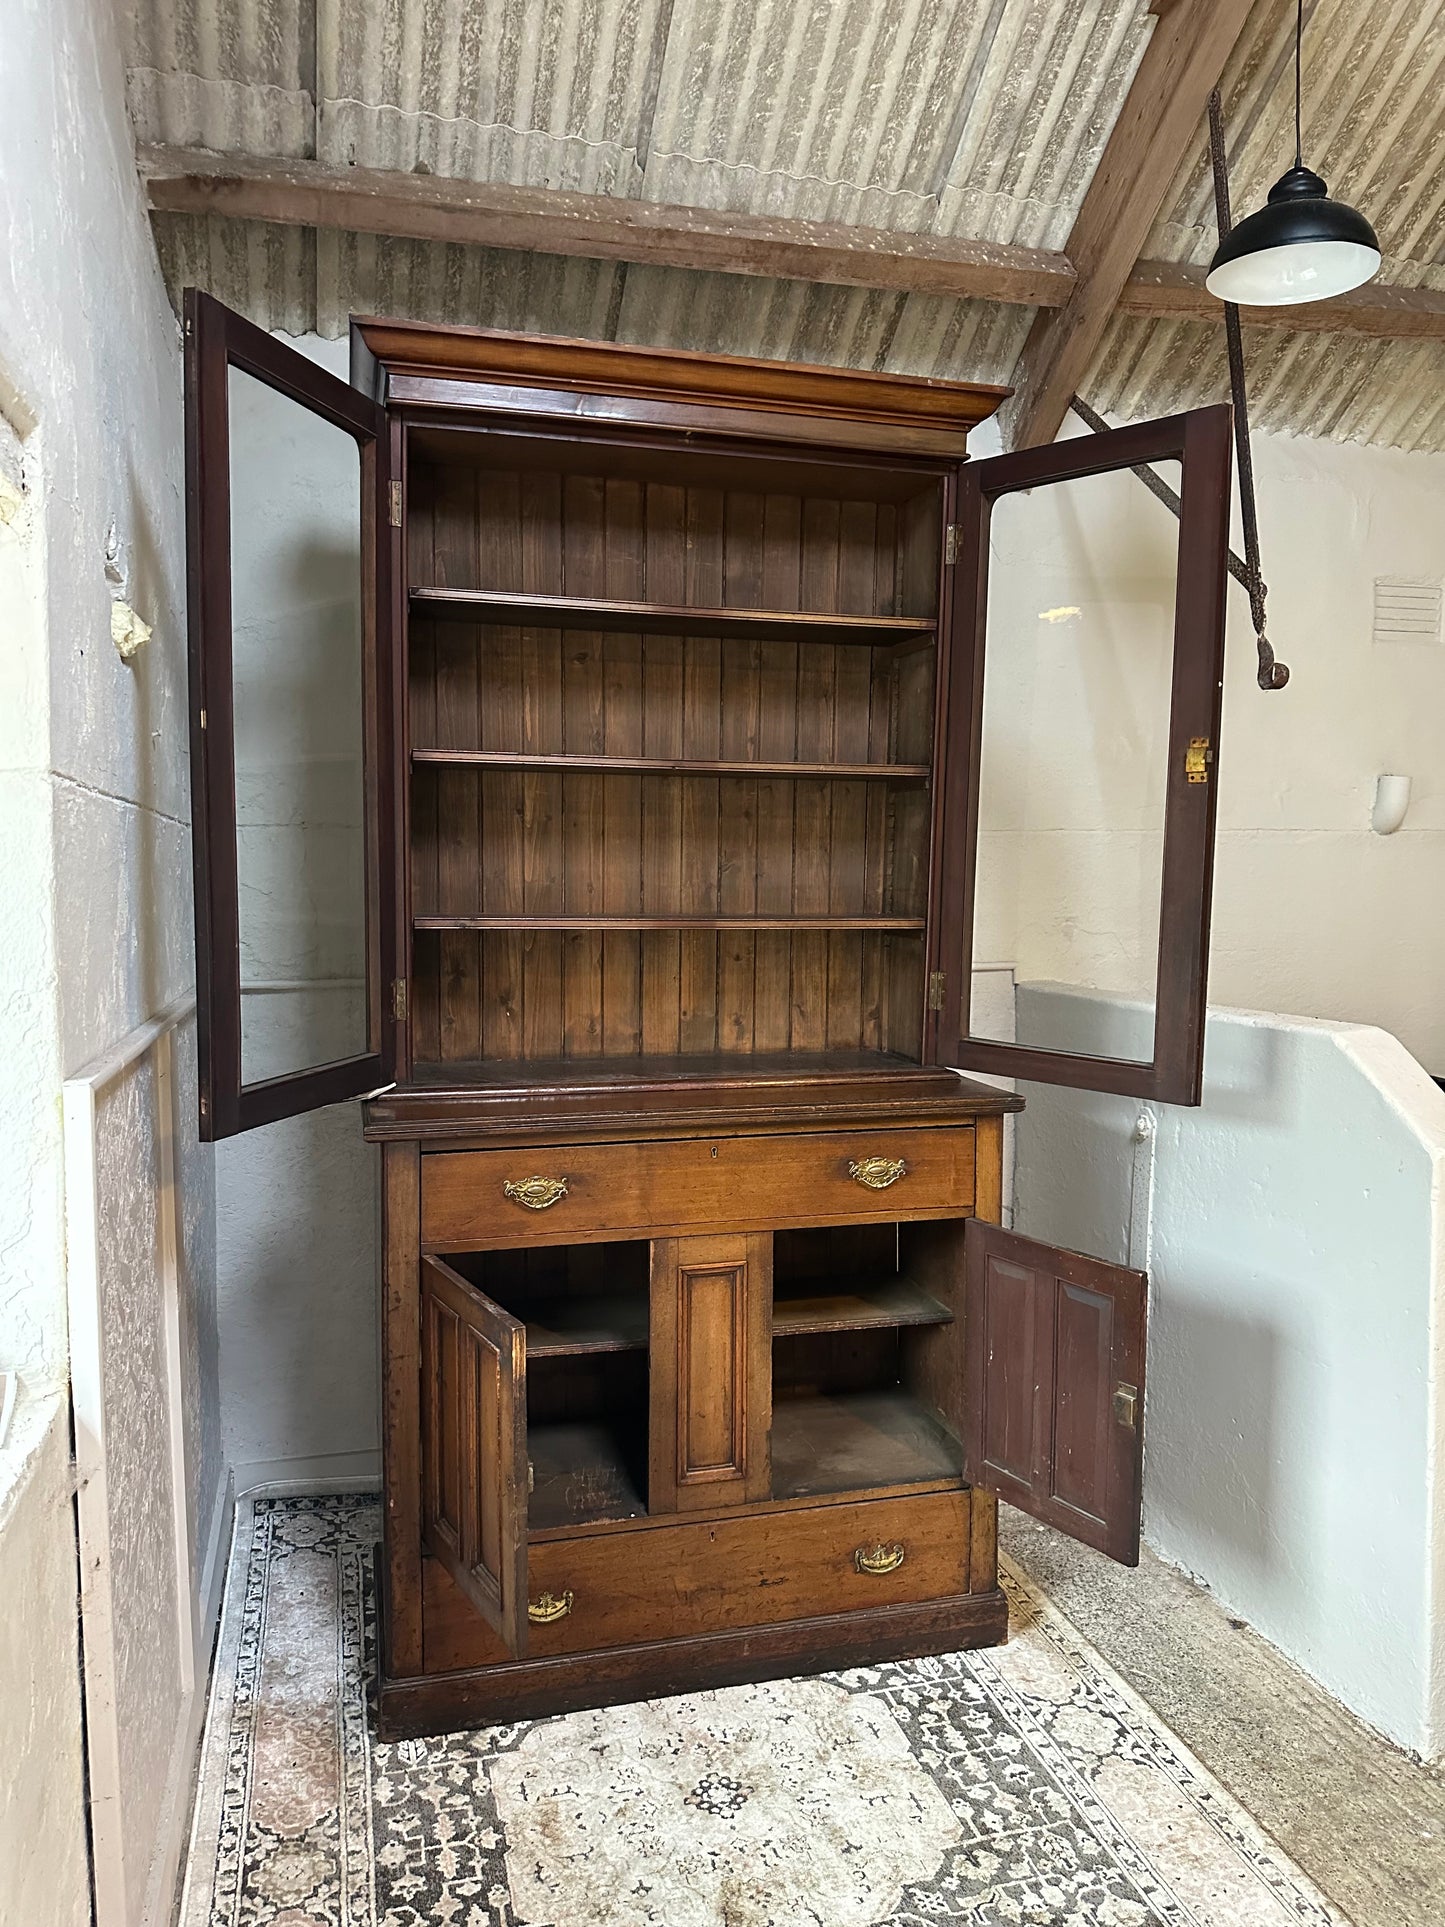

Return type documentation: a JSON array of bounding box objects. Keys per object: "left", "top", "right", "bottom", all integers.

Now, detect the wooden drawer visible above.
[
  {"left": 421, "top": 1126, "right": 974, "bottom": 1249},
  {"left": 423, "top": 1489, "right": 971, "bottom": 1671}
]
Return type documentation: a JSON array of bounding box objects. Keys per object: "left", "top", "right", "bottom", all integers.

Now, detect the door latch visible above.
[
  {"left": 1184, "top": 737, "right": 1212, "bottom": 784},
  {"left": 1113, "top": 1383, "right": 1139, "bottom": 1430}
]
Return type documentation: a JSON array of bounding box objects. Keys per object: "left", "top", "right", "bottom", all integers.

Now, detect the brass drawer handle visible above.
[
  {"left": 503, "top": 1175, "right": 569, "bottom": 1211},
  {"left": 528, "top": 1589, "right": 574, "bottom": 1624},
  {"left": 855, "top": 1541, "right": 906, "bottom": 1576},
  {"left": 848, "top": 1155, "right": 907, "bottom": 1191}
]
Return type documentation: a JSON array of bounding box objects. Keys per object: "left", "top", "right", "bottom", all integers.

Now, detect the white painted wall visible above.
[
  {"left": 1010, "top": 984, "right": 1445, "bottom": 1757},
  {"left": 0, "top": 1, "right": 222, "bottom": 1921}
]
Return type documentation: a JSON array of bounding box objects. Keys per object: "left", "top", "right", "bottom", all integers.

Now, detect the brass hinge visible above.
[
  {"left": 198, "top": 708, "right": 207, "bottom": 731},
  {"left": 1185, "top": 736, "right": 1212, "bottom": 784},
  {"left": 927, "top": 970, "right": 946, "bottom": 1012},
  {"left": 944, "top": 523, "right": 960, "bottom": 565},
  {"left": 1113, "top": 1382, "right": 1139, "bottom": 1430},
  {"left": 389, "top": 479, "right": 403, "bottom": 528},
  {"left": 391, "top": 976, "right": 408, "bottom": 1021}
]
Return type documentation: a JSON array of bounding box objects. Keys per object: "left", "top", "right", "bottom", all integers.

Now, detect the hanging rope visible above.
[{"left": 1209, "top": 86, "right": 1290, "bottom": 691}]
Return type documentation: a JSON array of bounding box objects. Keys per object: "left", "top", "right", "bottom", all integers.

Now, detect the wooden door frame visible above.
[
  {"left": 934, "top": 405, "right": 1232, "bottom": 1104},
  {"left": 184, "top": 287, "right": 397, "bottom": 1137}
]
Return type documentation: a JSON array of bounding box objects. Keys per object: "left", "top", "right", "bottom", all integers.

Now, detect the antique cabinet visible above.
[{"left": 184, "top": 292, "right": 1231, "bottom": 1737}]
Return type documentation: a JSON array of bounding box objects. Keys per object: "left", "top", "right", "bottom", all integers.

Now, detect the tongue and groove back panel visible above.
[{"left": 405, "top": 453, "right": 943, "bottom": 1069}]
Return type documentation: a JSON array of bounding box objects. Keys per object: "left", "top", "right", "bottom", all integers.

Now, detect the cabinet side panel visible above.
[{"left": 382, "top": 1140, "right": 423, "bottom": 1676}]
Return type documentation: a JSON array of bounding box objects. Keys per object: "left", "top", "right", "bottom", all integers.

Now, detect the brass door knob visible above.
[
  {"left": 503, "top": 1175, "right": 569, "bottom": 1211},
  {"left": 854, "top": 1542, "right": 906, "bottom": 1576},
  {"left": 527, "top": 1589, "right": 574, "bottom": 1624},
  {"left": 847, "top": 1156, "right": 907, "bottom": 1191}
]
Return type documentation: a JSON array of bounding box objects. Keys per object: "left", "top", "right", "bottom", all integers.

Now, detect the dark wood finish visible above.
[
  {"left": 516, "top": 1294, "right": 649, "bottom": 1357},
  {"left": 368, "top": 1059, "right": 1020, "bottom": 1149},
  {"left": 650, "top": 1233, "right": 772, "bottom": 1513},
  {"left": 771, "top": 1390, "right": 963, "bottom": 1500},
  {"left": 359, "top": 316, "right": 1004, "bottom": 439},
  {"left": 528, "top": 1419, "right": 647, "bottom": 1530},
  {"left": 380, "top": 1141, "right": 423, "bottom": 1674},
  {"left": 411, "top": 587, "right": 936, "bottom": 645},
  {"left": 419, "top": 1256, "right": 530, "bottom": 1652},
  {"left": 771, "top": 1276, "right": 951, "bottom": 1336},
  {"left": 413, "top": 750, "right": 930, "bottom": 780},
  {"left": 183, "top": 308, "right": 1238, "bottom": 1739},
  {"left": 963, "top": 1220, "right": 1148, "bottom": 1566},
  {"left": 380, "top": 1584, "right": 1009, "bottom": 1738},
  {"left": 940, "top": 407, "right": 1231, "bottom": 1106},
  {"left": 425, "top": 1489, "right": 971, "bottom": 1671},
  {"left": 419, "top": 1127, "right": 975, "bottom": 1249},
  {"left": 415, "top": 914, "right": 926, "bottom": 931},
  {"left": 183, "top": 287, "right": 397, "bottom": 1138},
  {"left": 405, "top": 444, "right": 936, "bottom": 1067}
]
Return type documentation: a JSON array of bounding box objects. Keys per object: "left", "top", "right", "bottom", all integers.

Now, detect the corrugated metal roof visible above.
[
  {"left": 1084, "top": 0, "right": 1445, "bottom": 446},
  {"left": 126, "top": 1, "right": 1445, "bottom": 449}
]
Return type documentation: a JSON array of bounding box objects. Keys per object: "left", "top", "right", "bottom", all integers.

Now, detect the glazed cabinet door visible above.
[
  {"left": 934, "top": 406, "right": 1232, "bottom": 1105},
  {"left": 420, "top": 1256, "right": 530, "bottom": 1654},
  {"left": 650, "top": 1233, "right": 772, "bottom": 1513},
  {"left": 962, "top": 1221, "right": 1146, "bottom": 1565},
  {"left": 184, "top": 288, "right": 397, "bottom": 1138}
]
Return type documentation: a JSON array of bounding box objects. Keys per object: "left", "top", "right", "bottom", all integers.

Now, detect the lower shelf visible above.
[
  {"left": 528, "top": 1421, "right": 647, "bottom": 1531},
  {"left": 770, "top": 1389, "right": 963, "bottom": 1501}
]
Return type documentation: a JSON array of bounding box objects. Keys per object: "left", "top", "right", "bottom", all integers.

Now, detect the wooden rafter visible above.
[
  {"left": 139, "top": 144, "right": 1445, "bottom": 347},
  {"left": 1002, "top": 0, "right": 1260, "bottom": 449},
  {"left": 140, "top": 147, "right": 1071, "bottom": 310}
]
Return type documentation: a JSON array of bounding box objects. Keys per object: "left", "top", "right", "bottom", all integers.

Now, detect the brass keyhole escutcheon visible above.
[
  {"left": 528, "top": 1590, "right": 574, "bottom": 1624},
  {"left": 503, "top": 1175, "right": 569, "bottom": 1211},
  {"left": 854, "top": 1542, "right": 906, "bottom": 1576},
  {"left": 848, "top": 1155, "right": 907, "bottom": 1191}
]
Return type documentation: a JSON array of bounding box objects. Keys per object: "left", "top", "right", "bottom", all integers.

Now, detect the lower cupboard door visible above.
[
  {"left": 962, "top": 1221, "right": 1147, "bottom": 1565},
  {"left": 419, "top": 1255, "right": 529, "bottom": 1654}
]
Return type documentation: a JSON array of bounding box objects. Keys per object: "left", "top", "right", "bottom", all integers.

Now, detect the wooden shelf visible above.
[
  {"left": 412, "top": 749, "right": 930, "bottom": 781},
  {"left": 522, "top": 1294, "right": 649, "bottom": 1359},
  {"left": 410, "top": 586, "right": 936, "bottom": 646},
  {"left": 770, "top": 1390, "right": 963, "bottom": 1501},
  {"left": 772, "top": 1276, "right": 952, "bottom": 1338},
  {"left": 414, "top": 914, "right": 927, "bottom": 932},
  {"left": 527, "top": 1420, "right": 647, "bottom": 1530}
]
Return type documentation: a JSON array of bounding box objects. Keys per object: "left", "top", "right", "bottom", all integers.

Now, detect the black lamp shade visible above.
[{"left": 1206, "top": 165, "right": 1381, "bottom": 305}]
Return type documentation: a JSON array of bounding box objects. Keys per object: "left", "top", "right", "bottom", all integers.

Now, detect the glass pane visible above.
[
  {"left": 228, "top": 364, "right": 368, "bottom": 1086},
  {"left": 970, "top": 460, "right": 1180, "bottom": 1065}
]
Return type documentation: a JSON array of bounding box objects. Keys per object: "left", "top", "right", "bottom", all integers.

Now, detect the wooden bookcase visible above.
[{"left": 184, "top": 296, "right": 1232, "bottom": 1737}]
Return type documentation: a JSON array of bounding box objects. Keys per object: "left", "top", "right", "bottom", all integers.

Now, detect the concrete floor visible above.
[{"left": 1001, "top": 1509, "right": 1445, "bottom": 1927}]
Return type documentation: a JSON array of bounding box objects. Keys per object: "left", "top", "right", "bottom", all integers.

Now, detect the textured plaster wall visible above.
[
  {"left": 1010, "top": 986, "right": 1445, "bottom": 1757},
  {"left": 0, "top": 0, "right": 220, "bottom": 1919},
  {"left": 967, "top": 415, "right": 1445, "bottom": 1072}
]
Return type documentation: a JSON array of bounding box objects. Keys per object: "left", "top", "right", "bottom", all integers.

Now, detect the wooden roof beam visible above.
[
  {"left": 139, "top": 146, "right": 1073, "bottom": 311},
  {"left": 139, "top": 145, "right": 1445, "bottom": 346},
  {"left": 1001, "top": 0, "right": 1260, "bottom": 449}
]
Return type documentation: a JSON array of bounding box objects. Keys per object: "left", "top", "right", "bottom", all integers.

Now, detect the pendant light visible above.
[{"left": 1206, "top": 0, "right": 1380, "bottom": 307}]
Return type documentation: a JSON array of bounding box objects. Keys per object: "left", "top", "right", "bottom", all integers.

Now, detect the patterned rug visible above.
[{"left": 181, "top": 1495, "right": 1349, "bottom": 1927}]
